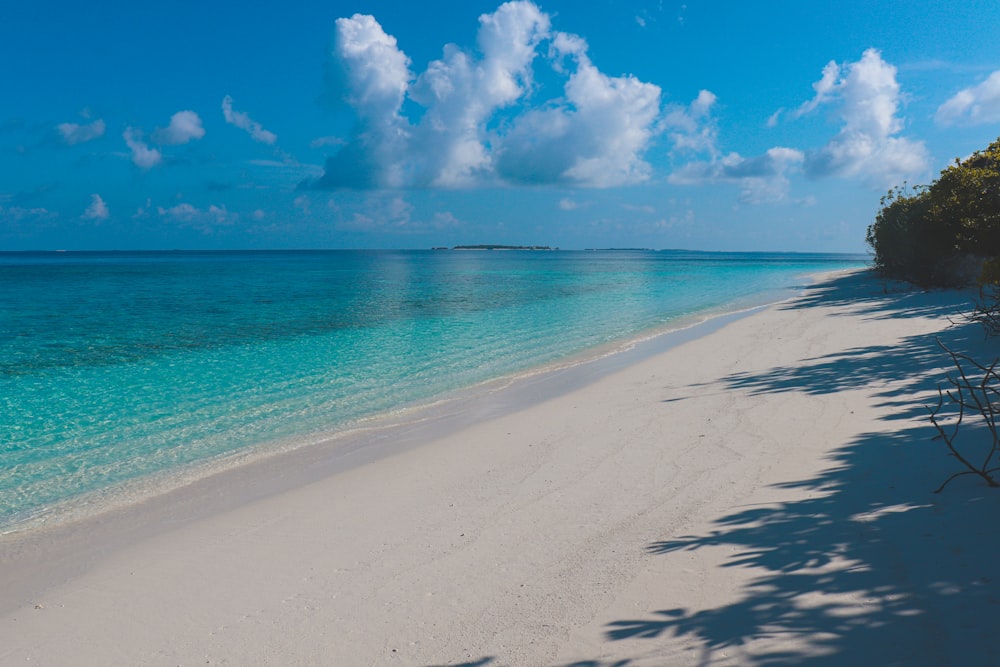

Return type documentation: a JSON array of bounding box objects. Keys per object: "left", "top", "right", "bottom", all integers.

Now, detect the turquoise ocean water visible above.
[{"left": 0, "top": 249, "right": 866, "bottom": 530}]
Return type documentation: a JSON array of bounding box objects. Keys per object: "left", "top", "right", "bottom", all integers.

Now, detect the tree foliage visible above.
[{"left": 867, "top": 136, "right": 1000, "bottom": 286}]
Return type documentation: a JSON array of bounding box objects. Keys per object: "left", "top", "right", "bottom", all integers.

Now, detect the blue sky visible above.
[{"left": 3, "top": 0, "right": 1000, "bottom": 252}]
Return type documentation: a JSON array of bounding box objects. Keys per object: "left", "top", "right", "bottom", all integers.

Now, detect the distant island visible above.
[
  {"left": 584, "top": 248, "right": 655, "bottom": 252},
  {"left": 436, "top": 245, "right": 557, "bottom": 251}
]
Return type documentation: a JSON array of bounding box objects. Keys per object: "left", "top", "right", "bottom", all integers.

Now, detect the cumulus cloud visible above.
[
  {"left": 315, "top": 13, "right": 413, "bottom": 188},
  {"left": 151, "top": 110, "right": 205, "bottom": 145},
  {"left": 82, "top": 194, "right": 109, "bottom": 220},
  {"left": 494, "top": 31, "right": 662, "bottom": 187},
  {"left": 123, "top": 127, "right": 162, "bottom": 169},
  {"left": 430, "top": 211, "right": 463, "bottom": 230},
  {"left": 0, "top": 205, "right": 55, "bottom": 221},
  {"left": 158, "top": 202, "right": 237, "bottom": 231},
  {"left": 133, "top": 198, "right": 153, "bottom": 219},
  {"left": 57, "top": 119, "right": 105, "bottom": 145},
  {"left": 411, "top": 0, "right": 551, "bottom": 186},
  {"left": 663, "top": 90, "right": 803, "bottom": 203},
  {"left": 335, "top": 14, "right": 412, "bottom": 113},
  {"left": 794, "top": 61, "right": 840, "bottom": 118},
  {"left": 663, "top": 90, "right": 719, "bottom": 156},
  {"left": 222, "top": 96, "right": 277, "bottom": 144},
  {"left": 935, "top": 70, "right": 1000, "bottom": 126},
  {"left": 293, "top": 194, "right": 312, "bottom": 214},
  {"left": 797, "top": 49, "right": 928, "bottom": 187},
  {"left": 670, "top": 146, "right": 805, "bottom": 203},
  {"left": 338, "top": 194, "right": 415, "bottom": 231},
  {"left": 312, "top": 1, "right": 664, "bottom": 190},
  {"left": 206, "top": 204, "right": 234, "bottom": 223},
  {"left": 158, "top": 203, "right": 200, "bottom": 221}
]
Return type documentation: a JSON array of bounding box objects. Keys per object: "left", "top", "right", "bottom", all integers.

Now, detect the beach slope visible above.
[{"left": 3, "top": 270, "right": 999, "bottom": 666}]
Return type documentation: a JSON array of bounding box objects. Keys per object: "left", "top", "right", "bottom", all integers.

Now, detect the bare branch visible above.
[{"left": 929, "top": 339, "right": 1000, "bottom": 492}]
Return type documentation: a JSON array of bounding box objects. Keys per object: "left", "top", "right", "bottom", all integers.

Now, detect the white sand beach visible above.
[{"left": 2, "top": 269, "right": 999, "bottom": 666}]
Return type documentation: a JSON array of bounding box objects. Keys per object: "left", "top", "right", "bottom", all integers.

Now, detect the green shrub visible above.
[
  {"left": 866, "top": 184, "right": 958, "bottom": 285},
  {"left": 867, "top": 137, "right": 1000, "bottom": 286}
]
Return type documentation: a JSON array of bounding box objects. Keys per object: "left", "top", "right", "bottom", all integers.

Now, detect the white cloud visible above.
[
  {"left": 338, "top": 194, "right": 415, "bottom": 231},
  {"left": 221, "top": 95, "right": 277, "bottom": 144},
  {"left": 158, "top": 202, "right": 237, "bottom": 228},
  {"left": 335, "top": 14, "right": 412, "bottom": 114},
  {"left": 935, "top": 70, "right": 1000, "bottom": 126},
  {"left": 0, "top": 205, "right": 55, "bottom": 221},
  {"left": 430, "top": 211, "right": 463, "bottom": 229},
  {"left": 663, "top": 90, "right": 719, "bottom": 156},
  {"left": 57, "top": 119, "right": 105, "bottom": 145},
  {"left": 409, "top": 0, "right": 551, "bottom": 186},
  {"left": 158, "top": 203, "right": 199, "bottom": 221},
  {"left": 670, "top": 146, "right": 805, "bottom": 203},
  {"left": 664, "top": 91, "right": 804, "bottom": 204},
  {"left": 314, "top": 13, "right": 412, "bottom": 188},
  {"left": 151, "top": 110, "right": 205, "bottom": 145},
  {"left": 82, "top": 194, "right": 109, "bottom": 220},
  {"left": 313, "top": 1, "right": 664, "bottom": 190},
  {"left": 795, "top": 60, "right": 840, "bottom": 118},
  {"left": 559, "top": 197, "right": 580, "bottom": 210},
  {"left": 133, "top": 198, "right": 153, "bottom": 219},
  {"left": 123, "top": 127, "right": 162, "bottom": 169},
  {"left": 476, "top": 1, "right": 549, "bottom": 103},
  {"left": 495, "top": 34, "right": 662, "bottom": 187},
  {"left": 293, "top": 194, "right": 311, "bottom": 213},
  {"left": 797, "top": 49, "right": 928, "bottom": 187},
  {"left": 206, "top": 205, "right": 234, "bottom": 224}
]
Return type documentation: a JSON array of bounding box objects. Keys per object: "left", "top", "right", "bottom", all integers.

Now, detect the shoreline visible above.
[
  {"left": 5, "top": 268, "right": 996, "bottom": 665},
  {"left": 0, "top": 286, "right": 790, "bottom": 573},
  {"left": 0, "top": 269, "right": 828, "bottom": 537}
]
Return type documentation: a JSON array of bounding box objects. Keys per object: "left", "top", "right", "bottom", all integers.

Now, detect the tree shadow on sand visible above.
[
  {"left": 668, "top": 272, "right": 983, "bottom": 416},
  {"left": 782, "top": 270, "right": 976, "bottom": 322},
  {"left": 612, "top": 275, "right": 1000, "bottom": 665}
]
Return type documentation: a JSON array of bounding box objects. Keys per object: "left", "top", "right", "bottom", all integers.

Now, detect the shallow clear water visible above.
[{"left": 0, "top": 249, "right": 867, "bottom": 527}]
